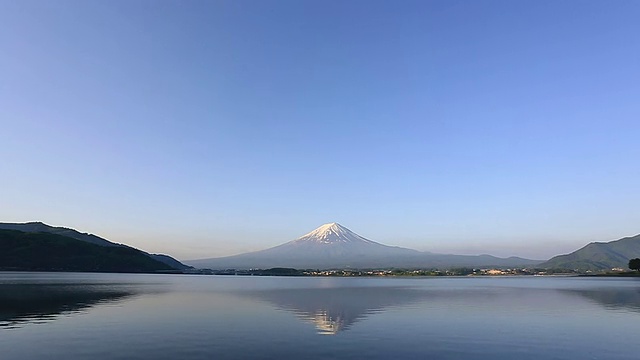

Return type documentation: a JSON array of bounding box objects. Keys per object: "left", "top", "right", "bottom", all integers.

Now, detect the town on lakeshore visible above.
[{"left": 194, "top": 266, "right": 634, "bottom": 277}]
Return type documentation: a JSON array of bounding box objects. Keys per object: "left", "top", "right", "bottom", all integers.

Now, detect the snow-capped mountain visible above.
[
  {"left": 293, "top": 222, "right": 381, "bottom": 245},
  {"left": 185, "top": 223, "right": 541, "bottom": 270},
  {"left": 267, "top": 222, "right": 420, "bottom": 258}
]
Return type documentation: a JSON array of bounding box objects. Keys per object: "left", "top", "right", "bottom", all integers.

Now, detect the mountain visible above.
[
  {"left": 265, "top": 222, "right": 422, "bottom": 258},
  {"left": 0, "top": 222, "right": 191, "bottom": 270},
  {"left": 539, "top": 234, "right": 640, "bottom": 271},
  {"left": 186, "top": 222, "right": 540, "bottom": 270},
  {"left": 0, "top": 229, "right": 174, "bottom": 272}
]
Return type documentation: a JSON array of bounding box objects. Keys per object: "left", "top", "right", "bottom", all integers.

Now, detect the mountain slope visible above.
[
  {"left": 540, "top": 234, "right": 640, "bottom": 271},
  {"left": 262, "top": 223, "right": 421, "bottom": 258},
  {"left": 0, "top": 229, "right": 174, "bottom": 272},
  {"left": 0, "top": 222, "right": 191, "bottom": 270},
  {"left": 186, "top": 223, "right": 540, "bottom": 270}
]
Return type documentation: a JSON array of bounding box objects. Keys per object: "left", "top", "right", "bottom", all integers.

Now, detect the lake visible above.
[{"left": 1, "top": 272, "right": 639, "bottom": 359}]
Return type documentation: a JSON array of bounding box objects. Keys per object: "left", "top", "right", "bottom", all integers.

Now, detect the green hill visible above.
[
  {"left": 0, "top": 229, "right": 175, "bottom": 273},
  {"left": 0, "top": 222, "right": 191, "bottom": 270},
  {"left": 540, "top": 234, "right": 640, "bottom": 271}
]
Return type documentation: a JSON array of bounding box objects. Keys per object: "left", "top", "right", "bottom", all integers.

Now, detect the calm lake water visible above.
[{"left": 1, "top": 273, "right": 639, "bottom": 360}]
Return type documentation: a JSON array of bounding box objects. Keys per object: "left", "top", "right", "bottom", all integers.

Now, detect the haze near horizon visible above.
[{"left": 1, "top": 0, "right": 639, "bottom": 260}]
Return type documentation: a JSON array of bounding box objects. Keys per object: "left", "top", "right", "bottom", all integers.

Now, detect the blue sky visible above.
[{"left": 1, "top": 0, "right": 639, "bottom": 260}]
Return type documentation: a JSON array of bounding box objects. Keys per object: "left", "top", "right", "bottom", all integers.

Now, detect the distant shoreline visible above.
[
  {"left": 2, "top": 269, "right": 638, "bottom": 277},
  {"left": 579, "top": 272, "right": 640, "bottom": 277}
]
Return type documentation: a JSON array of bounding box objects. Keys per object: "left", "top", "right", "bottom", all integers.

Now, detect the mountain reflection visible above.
[
  {"left": 249, "top": 286, "right": 425, "bottom": 335},
  {"left": 565, "top": 287, "right": 640, "bottom": 312},
  {"left": 0, "top": 283, "right": 135, "bottom": 329}
]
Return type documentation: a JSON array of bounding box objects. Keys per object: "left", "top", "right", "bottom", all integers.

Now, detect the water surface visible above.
[{"left": 1, "top": 272, "right": 639, "bottom": 359}]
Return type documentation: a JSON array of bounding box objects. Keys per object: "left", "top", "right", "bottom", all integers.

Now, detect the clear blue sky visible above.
[{"left": 2, "top": 0, "right": 639, "bottom": 260}]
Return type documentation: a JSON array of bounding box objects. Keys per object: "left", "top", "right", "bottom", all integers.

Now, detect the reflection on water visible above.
[
  {"left": 2, "top": 274, "right": 640, "bottom": 360},
  {"left": 566, "top": 287, "right": 640, "bottom": 312},
  {"left": 0, "top": 283, "right": 136, "bottom": 329},
  {"left": 249, "top": 287, "right": 426, "bottom": 334}
]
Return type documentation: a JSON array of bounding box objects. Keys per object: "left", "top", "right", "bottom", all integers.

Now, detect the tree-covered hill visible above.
[
  {"left": 540, "top": 234, "right": 640, "bottom": 271},
  {"left": 0, "top": 229, "right": 175, "bottom": 273},
  {"left": 0, "top": 222, "right": 191, "bottom": 270}
]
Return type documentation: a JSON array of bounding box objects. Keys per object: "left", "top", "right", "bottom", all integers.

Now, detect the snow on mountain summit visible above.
[{"left": 292, "top": 222, "right": 379, "bottom": 245}]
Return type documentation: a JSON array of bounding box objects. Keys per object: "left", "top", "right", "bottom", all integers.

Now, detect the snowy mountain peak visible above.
[
  {"left": 294, "top": 223, "right": 379, "bottom": 245},
  {"left": 312, "top": 222, "right": 345, "bottom": 235}
]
